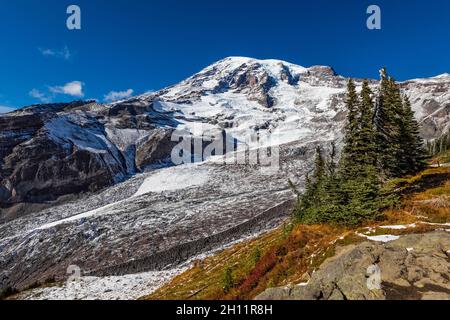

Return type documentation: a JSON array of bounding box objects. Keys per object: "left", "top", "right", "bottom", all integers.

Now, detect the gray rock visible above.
[{"left": 256, "top": 232, "right": 450, "bottom": 300}]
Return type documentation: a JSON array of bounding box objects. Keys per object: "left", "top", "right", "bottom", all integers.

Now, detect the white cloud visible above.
[
  {"left": 39, "top": 46, "right": 72, "bottom": 61},
  {"left": 104, "top": 89, "right": 134, "bottom": 102},
  {"left": 30, "top": 81, "right": 85, "bottom": 103},
  {"left": 29, "top": 89, "right": 52, "bottom": 103},
  {"left": 50, "top": 81, "right": 84, "bottom": 98},
  {"left": 39, "top": 48, "right": 55, "bottom": 56},
  {"left": 0, "top": 105, "right": 15, "bottom": 114}
]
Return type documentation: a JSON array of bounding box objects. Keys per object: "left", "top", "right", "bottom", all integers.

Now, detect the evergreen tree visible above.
[
  {"left": 293, "top": 70, "right": 427, "bottom": 226},
  {"left": 313, "top": 145, "right": 325, "bottom": 183},
  {"left": 294, "top": 146, "right": 326, "bottom": 222},
  {"left": 326, "top": 141, "right": 338, "bottom": 176},
  {"left": 222, "top": 267, "right": 234, "bottom": 294},
  {"left": 337, "top": 79, "right": 381, "bottom": 224},
  {"left": 389, "top": 77, "right": 409, "bottom": 176},
  {"left": 339, "top": 164, "right": 382, "bottom": 224},
  {"left": 321, "top": 143, "right": 345, "bottom": 221},
  {"left": 355, "top": 80, "right": 377, "bottom": 167},
  {"left": 295, "top": 81, "right": 382, "bottom": 225},
  {"left": 397, "top": 95, "right": 428, "bottom": 174},
  {"left": 374, "top": 69, "right": 399, "bottom": 177},
  {"left": 340, "top": 79, "right": 360, "bottom": 179}
]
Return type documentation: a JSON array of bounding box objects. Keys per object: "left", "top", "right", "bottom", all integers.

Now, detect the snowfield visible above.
[
  {"left": 18, "top": 269, "right": 185, "bottom": 301},
  {"left": 135, "top": 165, "right": 210, "bottom": 195}
]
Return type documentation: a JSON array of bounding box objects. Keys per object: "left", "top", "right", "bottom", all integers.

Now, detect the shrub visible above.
[{"left": 222, "top": 266, "right": 234, "bottom": 294}]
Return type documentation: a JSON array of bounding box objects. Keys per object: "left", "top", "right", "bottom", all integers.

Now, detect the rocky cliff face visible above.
[
  {"left": 1, "top": 58, "right": 449, "bottom": 220},
  {"left": 0, "top": 57, "right": 449, "bottom": 293},
  {"left": 1, "top": 104, "right": 122, "bottom": 208},
  {"left": 0, "top": 101, "right": 177, "bottom": 220},
  {"left": 256, "top": 232, "right": 450, "bottom": 300},
  {"left": 402, "top": 74, "right": 450, "bottom": 141}
]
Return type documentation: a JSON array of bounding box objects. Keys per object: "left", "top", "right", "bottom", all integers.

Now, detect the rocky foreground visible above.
[{"left": 256, "top": 231, "right": 450, "bottom": 300}]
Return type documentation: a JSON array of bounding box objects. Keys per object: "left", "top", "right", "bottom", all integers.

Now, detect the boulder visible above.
[{"left": 256, "top": 232, "right": 450, "bottom": 300}]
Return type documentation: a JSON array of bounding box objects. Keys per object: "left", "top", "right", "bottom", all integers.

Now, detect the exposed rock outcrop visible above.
[
  {"left": 256, "top": 232, "right": 450, "bottom": 300},
  {"left": 0, "top": 102, "right": 127, "bottom": 220},
  {"left": 0, "top": 102, "right": 178, "bottom": 220}
]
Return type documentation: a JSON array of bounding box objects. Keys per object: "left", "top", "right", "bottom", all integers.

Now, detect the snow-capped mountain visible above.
[{"left": 0, "top": 57, "right": 449, "bottom": 297}]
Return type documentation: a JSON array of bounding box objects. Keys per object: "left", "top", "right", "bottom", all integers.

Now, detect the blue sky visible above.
[{"left": 1, "top": 0, "right": 449, "bottom": 111}]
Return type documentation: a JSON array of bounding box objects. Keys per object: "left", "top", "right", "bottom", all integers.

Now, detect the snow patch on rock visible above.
[
  {"left": 379, "top": 224, "right": 416, "bottom": 230},
  {"left": 357, "top": 233, "right": 400, "bottom": 243}
]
